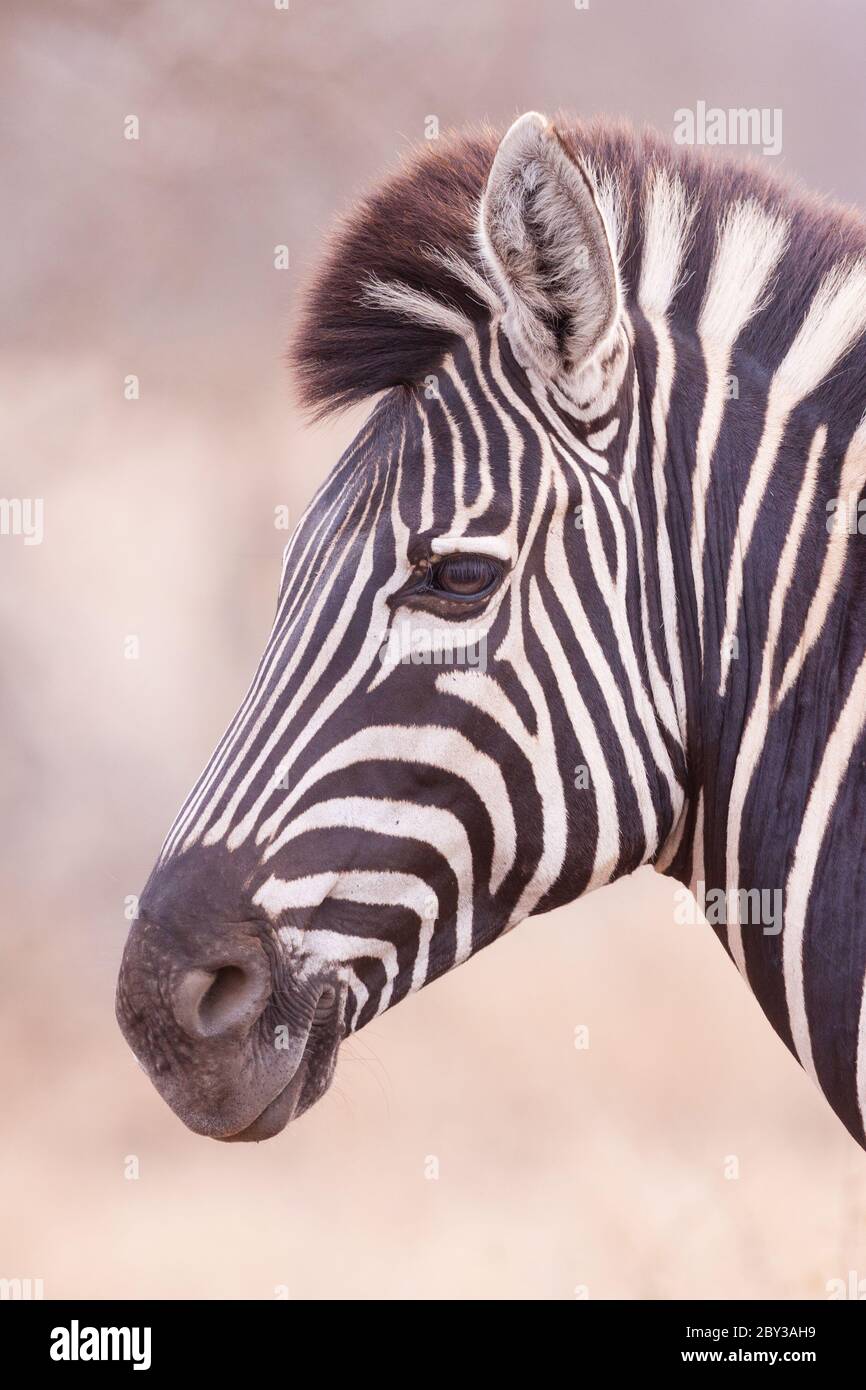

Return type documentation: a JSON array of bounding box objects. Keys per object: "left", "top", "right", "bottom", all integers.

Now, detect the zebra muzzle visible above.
[{"left": 115, "top": 913, "right": 343, "bottom": 1141}]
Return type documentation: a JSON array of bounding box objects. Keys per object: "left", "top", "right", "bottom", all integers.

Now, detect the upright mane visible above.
[{"left": 290, "top": 115, "right": 866, "bottom": 421}]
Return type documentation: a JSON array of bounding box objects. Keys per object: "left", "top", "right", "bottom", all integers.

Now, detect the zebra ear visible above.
[{"left": 479, "top": 112, "right": 620, "bottom": 383}]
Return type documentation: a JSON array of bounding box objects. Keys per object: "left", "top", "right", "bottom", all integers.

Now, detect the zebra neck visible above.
[{"left": 651, "top": 330, "right": 866, "bottom": 917}]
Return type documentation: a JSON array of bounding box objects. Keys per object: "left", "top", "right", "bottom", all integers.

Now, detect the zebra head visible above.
[{"left": 116, "top": 113, "right": 684, "bottom": 1140}]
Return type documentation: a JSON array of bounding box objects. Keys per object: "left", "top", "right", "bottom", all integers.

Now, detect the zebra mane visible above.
[{"left": 289, "top": 115, "right": 866, "bottom": 420}]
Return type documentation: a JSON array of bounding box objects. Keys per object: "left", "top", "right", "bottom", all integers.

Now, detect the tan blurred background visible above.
[{"left": 3, "top": 0, "right": 866, "bottom": 1301}]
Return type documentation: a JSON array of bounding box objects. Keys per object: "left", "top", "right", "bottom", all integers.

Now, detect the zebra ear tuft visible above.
[{"left": 480, "top": 112, "right": 621, "bottom": 382}]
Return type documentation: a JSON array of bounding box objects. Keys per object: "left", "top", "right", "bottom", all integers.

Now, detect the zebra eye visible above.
[{"left": 430, "top": 554, "right": 500, "bottom": 598}]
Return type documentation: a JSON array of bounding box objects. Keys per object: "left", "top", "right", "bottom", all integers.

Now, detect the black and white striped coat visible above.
[{"left": 117, "top": 113, "right": 866, "bottom": 1149}]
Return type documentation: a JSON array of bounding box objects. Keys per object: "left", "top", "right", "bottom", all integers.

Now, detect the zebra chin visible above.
[{"left": 115, "top": 903, "right": 346, "bottom": 1142}]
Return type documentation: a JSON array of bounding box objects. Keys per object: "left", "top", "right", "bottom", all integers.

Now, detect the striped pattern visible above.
[
  {"left": 157, "top": 318, "right": 683, "bottom": 1033},
  {"left": 142, "top": 114, "right": 866, "bottom": 1150}
]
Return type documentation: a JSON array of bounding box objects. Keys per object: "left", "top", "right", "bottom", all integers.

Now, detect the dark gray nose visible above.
[
  {"left": 116, "top": 896, "right": 340, "bottom": 1140},
  {"left": 116, "top": 913, "right": 274, "bottom": 1051},
  {"left": 171, "top": 957, "right": 272, "bottom": 1039}
]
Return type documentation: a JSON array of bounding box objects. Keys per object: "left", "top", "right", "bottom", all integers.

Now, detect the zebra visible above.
[{"left": 116, "top": 111, "right": 866, "bottom": 1148}]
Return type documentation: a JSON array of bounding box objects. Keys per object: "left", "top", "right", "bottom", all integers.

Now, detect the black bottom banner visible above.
[{"left": 3, "top": 1297, "right": 861, "bottom": 1373}]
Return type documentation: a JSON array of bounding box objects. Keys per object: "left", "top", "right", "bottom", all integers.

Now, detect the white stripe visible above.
[
  {"left": 431, "top": 533, "right": 512, "bottom": 561},
  {"left": 691, "top": 201, "right": 788, "bottom": 656},
  {"left": 258, "top": 870, "right": 439, "bottom": 1004},
  {"left": 637, "top": 170, "right": 696, "bottom": 747},
  {"left": 262, "top": 796, "right": 475, "bottom": 963},
  {"left": 785, "top": 652, "right": 866, "bottom": 1090},
  {"left": 776, "top": 416, "right": 866, "bottom": 706},
  {"left": 255, "top": 725, "right": 517, "bottom": 895},
  {"left": 719, "top": 260, "right": 866, "bottom": 693},
  {"left": 726, "top": 425, "right": 825, "bottom": 976}
]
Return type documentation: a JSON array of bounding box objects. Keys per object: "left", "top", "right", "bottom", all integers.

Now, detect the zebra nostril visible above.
[
  {"left": 315, "top": 984, "right": 337, "bottom": 1019},
  {"left": 173, "top": 961, "right": 271, "bottom": 1040}
]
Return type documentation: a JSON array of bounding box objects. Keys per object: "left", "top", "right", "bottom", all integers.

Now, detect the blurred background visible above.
[{"left": 3, "top": 0, "right": 866, "bottom": 1301}]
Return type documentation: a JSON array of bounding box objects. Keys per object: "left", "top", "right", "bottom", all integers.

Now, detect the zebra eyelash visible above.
[{"left": 397, "top": 551, "right": 506, "bottom": 608}]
